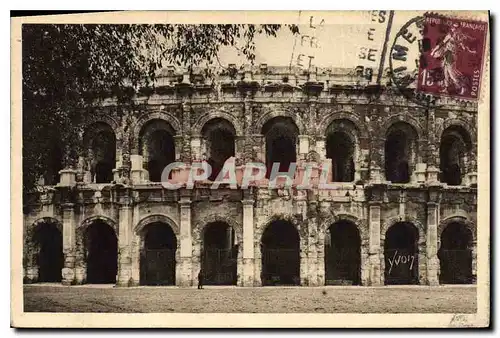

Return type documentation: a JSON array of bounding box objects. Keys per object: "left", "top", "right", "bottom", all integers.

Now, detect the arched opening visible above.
[
  {"left": 326, "top": 130, "right": 355, "bottom": 182},
  {"left": 384, "top": 222, "right": 419, "bottom": 285},
  {"left": 140, "top": 222, "right": 177, "bottom": 285},
  {"left": 33, "top": 222, "right": 63, "bottom": 282},
  {"left": 438, "top": 222, "right": 473, "bottom": 284},
  {"left": 84, "top": 122, "right": 116, "bottom": 184},
  {"left": 262, "top": 117, "right": 299, "bottom": 179},
  {"left": 324, "top": 221, "right": 361, "bottom": 285},
  {"left": 201, "top": 118, "right": 236, "bottom": 181},
  {"left": 201, "top": 222, "right": 238, "bottom": 285},
  {"left": 439, "top": 126, "right": 472, "bottom": 186},
  {"left": 84, "top": 221, "right": 118, "bottom": 284},
  {"left": 261, "top": 220, "right": 300, "bottom": 286},
  {"left": 139, "top": 119, "right": 176, "bottom": 182},
  {"left": 384, "top": 122, "right": 417, "bottom": 183}
]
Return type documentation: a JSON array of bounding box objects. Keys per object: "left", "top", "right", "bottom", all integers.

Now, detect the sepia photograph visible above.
[{"left": 10, "top": 9, "right": 490, "bottom": 328}]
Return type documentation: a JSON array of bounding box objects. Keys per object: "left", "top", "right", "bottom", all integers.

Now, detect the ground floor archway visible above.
[
  {"left": 325, "top": 220, "right": 361, "bottom": 285},
  {"left": 202, "top": 221, "right": 238, "bottom": 285},
  {"left": 261, "top": 220, "right": 300, "bottom": 286},
  {"left": 140, "top": 222, "right": 177, "bottom": 285},
  {"left": 33, "top": 222, "right": 63, "bottom": 282},
  {"left": 84, "top": 221, "right": 118, "bottom": 284},
  {"left": 438, "top": 222, "right": 473, "bottom": 284},
  {"left": 384, "top": 222, "right": 419, "bottom": 285}
]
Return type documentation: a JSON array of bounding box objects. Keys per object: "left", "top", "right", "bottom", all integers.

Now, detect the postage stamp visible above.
[{"left": 417, "top": 13, "right": 488, "bottom": 100}]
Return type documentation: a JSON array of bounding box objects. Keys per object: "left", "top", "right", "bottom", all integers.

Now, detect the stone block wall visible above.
[{"left": 23, "top": 66, "right": 479, "bottom": 287}]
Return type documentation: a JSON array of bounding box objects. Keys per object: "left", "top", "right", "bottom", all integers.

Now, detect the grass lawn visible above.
[{"left": 23, "top": 284, "right": 477, "bottom": 313}]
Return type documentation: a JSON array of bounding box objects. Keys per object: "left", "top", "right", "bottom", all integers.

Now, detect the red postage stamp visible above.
[{"left": 417, "top": 13, "right": 488, "bottom": 100}]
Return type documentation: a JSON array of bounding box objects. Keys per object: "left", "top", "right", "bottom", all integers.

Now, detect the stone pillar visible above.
[
  {"left": 315, "top": 136, "right": 326, "bottom": 159},
  {"left": 414, "top": 163, "right": 427, "bottom": 183},
  {"left": 426, "top": 202, "right": 440, "bottom": 285},
  {"left": 418, "top": 242, "right": 427, "bottom": 285},
  {"left": 58, "top": 169, "right": 77, "bottom": 187},
  {"left": 130, "top": 154, "right": 147, "bottom": 184},
  {"left": 116, "top": 203, "right": 133, "bottom": 287},
  {"left": 426, "top": 166, "right": 440, "bottom": 183},
  {"left": 306, "top": 199, "right": 319, "bottom": 286},
  {"left": 297, "top": 198, "right": 308, "bottom": 286},
  {"left": 235, "top": 135, "right": 246, "bottom": 163},
  {"left": 191, "top": 135, "right": 202, "bottom": 161},
  {"left": 178, "top": 194, "right": 192, "bottom": 286},
  {"left": 360, "top": 237, "right": 370, "bottom": 285},
  {"left": 358, "top": 137, "right": 370, "bottom": 182},
  {"left": 24, "top": 225, "right": 39, "bottom": 283},
  {"left": 130, "top": 230, "right": 141, "bottom": 285},
  {"left": 174, "top": 135, "right": 184, "bottom": 161},
  {"left": 242, "top": 199, "right": 255, "bottom": 286},
  {"left": 370, "top": 137, "right": 385, "bottom": 183},
  {"left": 368, "top": 202, "right": 382, "bottom": 285},
  {"left": 298, "top": 135, "right": 309, "bottom": 158},
  {"left": 253, "top": 134, "right": 265, "bottom": 164},
  {"left": 61, "top": 203, "right": 76, "bottom": 285}
]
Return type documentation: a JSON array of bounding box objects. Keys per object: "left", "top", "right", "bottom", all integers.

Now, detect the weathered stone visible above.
[{"left": 23, "top": 67, "right": 477, "bottom": 287}]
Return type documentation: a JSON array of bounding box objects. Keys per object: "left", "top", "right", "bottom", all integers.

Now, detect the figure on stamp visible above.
[{"left": 430, "top": 24, "right": 477, "bottom": 95}]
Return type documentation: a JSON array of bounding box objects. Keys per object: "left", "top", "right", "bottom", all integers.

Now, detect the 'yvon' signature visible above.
[{"left": 387, "top": 250, "right": 415, "bottom": 274}]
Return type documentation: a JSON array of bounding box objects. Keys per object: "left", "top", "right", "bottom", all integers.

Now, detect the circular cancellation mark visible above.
[{"left": 389, "top": 15, "right": 441, "bottom": 108}]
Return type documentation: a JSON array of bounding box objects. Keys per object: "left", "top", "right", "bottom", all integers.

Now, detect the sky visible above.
[{"left": 215, "top": 11, "right": 424, "bottom": 70}]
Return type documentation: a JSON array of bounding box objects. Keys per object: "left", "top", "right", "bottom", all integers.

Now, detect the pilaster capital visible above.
[
  {"left": 179, "top": 199, "right": 192, "bottom": 207},
  {"left": 241, "top": 199, "right": 255, "bottom": 207},
  {"left": 61, "top": 203, "right": 75, "bottom": 210}
]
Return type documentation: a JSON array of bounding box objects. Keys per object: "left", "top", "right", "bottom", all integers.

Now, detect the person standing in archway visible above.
[{"left": 197, "top": 268, "right": 204, "bottom": 289}]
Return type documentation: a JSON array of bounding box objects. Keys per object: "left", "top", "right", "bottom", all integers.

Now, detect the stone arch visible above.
[
  {"left": 136, "top": 214, "right": 179, "bottom": 286},
  {"left": 438, "top": 215, "right": 476, "bottom": 243},
  {"left": 259, "top": 214, "right": 303, "bottom": 286},
  {"left": 382, "top": 114, "right": 424, "bottom": 141},
  {"left": 199, "top": 117, "right": 238, "bottom": 181},
  {"left": 318, "top": 111, "right": 369, "bottom": 138},
  {"left": 260, "top": 116, "right": 301, "bottom": 178},
  {"left": 193, "top": 214, "right": 243, "bottom": 243},
  {"left": 24, "top": 217, "right": 64, "bottom": 283},
  {"left": 28, "top": 217, "right": 63, "bottom": 237},
  {"left": 135, "top": 214, "right": 180, "bottom": 236},
  {"left": 82, "top": 121, "right": 117, "bottom": 183},
  {"left": 259, "top": 213, "right": 303, "bottom": 239},
  {"left": 84, "top": 114, "right": 120, "bottom": 134},
  {"left": 384, "top": 120, "right": 420, "bottom": 183},
  {"left": 131, "top": 111, "right": 181, "bottom": 156},
  {"left": 133, "top": 111, "right": 181, "bottom": 139},
  {"left": 381, "top": 215, "right": 426, "bottom": 244},
  {"left": 323, "top": 118, "right": 363, "bottom": 182},
  {"left": 193, "top": 111, "right": 243, "bottom": 136},
  {"left": 253, "top": 110, "right": 306, "bottom": 135},
  {"left": 437, "top": 118, "right": 477, "bottom": 145},
  {"left": 77, "top": 215, "right": 118, "bottom": 284},
  {"left": 192, "top": 214, "right": 243, "bottom": 286},
  {"left": 438, "top": 123, "right": 474, "bottom": 185},
  {"left": 79, "top": 215, "right": 118, "bottom": 236},
  {"left": 382, "top": 216, "right": 425, "bottom": 285},
  {"left": 319, "top": 213, "right": 368, "bottom": 242},
  {"left": 135, "top": 117, "right": 177, "bottom": 181},
  {"left": 320, "top": 213, "right": 366, "bottom": 286},
  {"left": 82, "top": 121, "right": 116, "bottom": 148}
]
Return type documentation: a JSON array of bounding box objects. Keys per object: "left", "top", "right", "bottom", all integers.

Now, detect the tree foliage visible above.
[{"left": 22, "top": 23, "right": 299, "bottom": 197}]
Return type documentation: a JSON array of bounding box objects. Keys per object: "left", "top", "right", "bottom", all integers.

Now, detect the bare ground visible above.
[{"left": 23, "top": 284, "right": 477, "bottom": 313}]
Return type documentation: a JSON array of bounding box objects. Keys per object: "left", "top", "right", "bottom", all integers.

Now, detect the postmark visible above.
[
  {"left": 389, "top": 15, "right": 439, "bottom": 107},
  {"left": 417, "top": 14, "right": 488, "bottom": 100}
]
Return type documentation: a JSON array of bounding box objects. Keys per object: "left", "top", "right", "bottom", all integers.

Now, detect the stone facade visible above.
[{"left": 23, "top": 66, "right": 478, "bottom": 287}]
